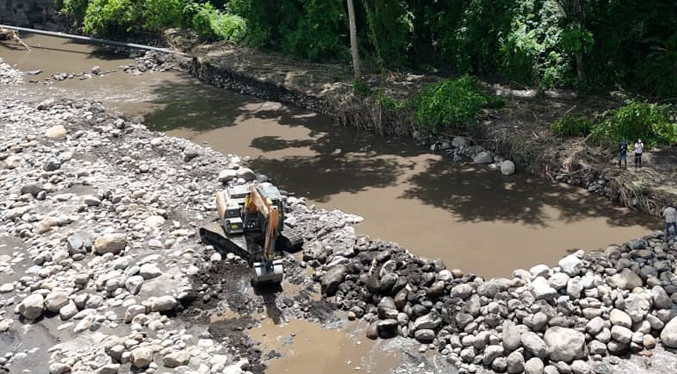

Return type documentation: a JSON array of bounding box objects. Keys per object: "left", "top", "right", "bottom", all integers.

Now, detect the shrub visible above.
[
  {"left": 414, "top": 75, "right": 490, "bottom": 133},
  {"left": 61, "top": 0, "right": 91, "bottom": 22},
  {"left": 192, "top": 3, "right": 247, "bottom": 41},
  {"left": 551, "top": 114, "right": 593, "bottom": 137},
  {"left": 82, "top": 0, "right": 140, "bottom": 35},
  {"left": 592, "top": 101, "right": 677, "bottom": 149}
]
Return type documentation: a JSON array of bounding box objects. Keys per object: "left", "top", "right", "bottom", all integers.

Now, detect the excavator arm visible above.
[{"left": 245, "top": 184, "right": 280, "bottom": 264}]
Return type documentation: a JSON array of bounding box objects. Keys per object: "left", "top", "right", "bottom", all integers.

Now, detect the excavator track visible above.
[
  {"left": 199, "top": 221, "right": 258, "bottom": 265},
  {"left": 277, "top": 229, "right": 304, "bottom": 252}
]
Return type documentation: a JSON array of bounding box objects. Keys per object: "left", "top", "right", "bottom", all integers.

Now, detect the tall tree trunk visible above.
[
  {"left": 574, "top": 0, "right": 586, "bottom": 83},
  {"left": 346, "top": 0, "right": 360, "bottom": 78}
]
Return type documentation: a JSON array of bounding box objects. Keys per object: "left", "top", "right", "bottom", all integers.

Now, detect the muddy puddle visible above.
[
  {"left": 1, "top": 34, "right": 656, "bottom": 279},
  {"left": 248, "top": 318, "right": 402, "bottom": 374}
]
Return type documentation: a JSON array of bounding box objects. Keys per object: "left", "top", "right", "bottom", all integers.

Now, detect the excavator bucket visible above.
[{"left": 251, "top": 259, "right": 284, "bottom": 285}]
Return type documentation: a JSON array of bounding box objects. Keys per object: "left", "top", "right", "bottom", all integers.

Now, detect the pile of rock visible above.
[
  {"left": 121, "top": 51, "right": 190, "bottom": 75},
  {"left": 0, "top": 57, "right": 23, "bottom": 84},
  {"left": 299, "top": 221, "right": 677, "bottom": 373},
  {"left": 426, "top": 135, "right": 516, "bottom": 176},
  {"left": 47, "top": 66, "right": 108, "bottom": 82}
]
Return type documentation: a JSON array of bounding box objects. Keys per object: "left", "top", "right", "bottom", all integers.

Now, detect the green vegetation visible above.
[
  {"left": 551, "top": 114, "right": 593, "bottom": 137},
  {"left": 592, "top": 102, "right": 677, "bottom": 150},
  {"left": 63, "top": 0, "right": 245, "bottom": 41},
  {"left": 59, "top": 0, "right": 677, "bottom": 97},
  {"left": 552, "top": 102, "right": 677, "bottom": 150}
]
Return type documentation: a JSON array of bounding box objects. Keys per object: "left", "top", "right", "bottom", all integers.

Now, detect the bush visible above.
[
  {"left": 551, "top": 114, "right": 593, "bottom": 137},
  {"left": 192, "top": 3, "right": 246, "bottom": 41},
  {"left": 414, "top": 75, "right": 495, "bottom": 133},
  {"left": 61, "top": 0, "right": 91, "bottom": 21},
  {"left": 592, "top": 101, "right": 677, "bottom": 149},
  {"left": 82, "top": 0, "right": 140, "bottom": 36}
]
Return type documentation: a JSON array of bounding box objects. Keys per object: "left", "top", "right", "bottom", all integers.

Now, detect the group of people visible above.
[{"left": 618, "top": 139, "right": 644, "bottom": 168}]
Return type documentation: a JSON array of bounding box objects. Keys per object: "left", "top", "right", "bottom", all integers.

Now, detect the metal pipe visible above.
[{"left": 0, "top": 24, "right": 191, "bottom": 57}]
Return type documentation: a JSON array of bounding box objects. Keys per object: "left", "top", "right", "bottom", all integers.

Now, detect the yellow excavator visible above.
[{"left": 199, "top": 182, "right": 303, "bottom": 285}]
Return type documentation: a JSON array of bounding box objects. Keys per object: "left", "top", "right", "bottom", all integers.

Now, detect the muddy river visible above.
[{"left": 0, "top": 34, "right": 657, "bottom": 373}]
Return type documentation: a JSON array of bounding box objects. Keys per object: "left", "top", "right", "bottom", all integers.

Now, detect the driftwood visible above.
[{"left": 0, "top": 27, "right": 31, "bottom": 51}]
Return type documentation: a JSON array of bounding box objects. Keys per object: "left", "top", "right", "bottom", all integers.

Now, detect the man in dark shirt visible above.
[{"left": 618, "top": 139, "right": 628, "bottom": 168}]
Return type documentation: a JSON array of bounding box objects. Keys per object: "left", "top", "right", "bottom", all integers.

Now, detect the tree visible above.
[{"left": 346, "top": 0, "right": 360, "bottom": 78}]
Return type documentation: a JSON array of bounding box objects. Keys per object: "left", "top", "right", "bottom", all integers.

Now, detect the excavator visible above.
[{"left": 199, "top": 182, "right": 303, "bottom": 285}]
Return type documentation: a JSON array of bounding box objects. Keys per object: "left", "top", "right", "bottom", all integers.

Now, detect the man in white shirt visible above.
[
  {"left": 663, "top": 202, "right": 677, "bottom": 241},
  {"left": 634, "top": 139, "right": 644, "bottom": 168}
]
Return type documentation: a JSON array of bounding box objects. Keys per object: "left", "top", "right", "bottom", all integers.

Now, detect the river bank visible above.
[{"left": 4, "top": 56, "right": 677, "bottom": 374}]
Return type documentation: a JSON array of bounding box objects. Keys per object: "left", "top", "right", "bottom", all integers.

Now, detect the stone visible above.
[
  {"left": 414, "top": 311, "right": 442, "bottom": 330},
  {"left": 49, "top": 363, "right": 71, "bottom": 374},
  {"left": 18, "top": 293, "right": 44, "bottom": 319},
  {"left": 549, "top": 273, "right": 570, "bottom": 290},
  {"left": 544, "top": 327, "right": 586, "bottom": 362},
  {"left": 218, "top": 169, "right": 237, "bottom": 183},
  {"left": 163, "top": 351, "right": 190, "bottom": 368},
  {"left": 98, "top": 364, "right": 120, "bottom": 374},
  {"left": 586, "top": 317, "right": 605, "bottom": 336},
  {"left": 660, "top": 317, "right": 677, "bottom": 348},
  {"left": 624, "top": 293, "right": 651, "bottom": 323},
  {"left": 571, "top": 360, "right": 590, "bottom": 374},
  {"left": 0, "top": 283, "right": 14, "bottom": 293},
  {"left": 474, "top": 151, "right": 494, "bottom": 164},
  {"left": 507, "top": 351, "right": 525, "bottom": 374},
  {"left": 182, "top": 147, "right": 200, "bottom": 161},
  {"left": 531, "top": 277, "right": 558, "bottom": 300},
  {"left": 521, "top": 331, "right": 547, "bottom": 359},
  {"left": 4, "top": 155, "right": 24, "bottom": 169},
  {"left": 610, "top": 325, "right": 632, "bottom": 344},
  {"left": 377, "top": 297, "right": 398, "bottom": 319},
  {"left": 609, "top": 309, "right": 631, "bottom": 328},
  {"left": 376, "top": 319, "right": 398, "bottom": 338},
  {"left": 59, "top": 302, "right": 78, "bottom": 321},
  {"left": 608, "top": 269, "right": 642, "bottom": 290},
  {"left": 503, "top": 322, "right": 522, "bottom": 352},
  {"left": 93, "top": 234, "right": 127, "bottom": 255},
  {"left": 477, "top": 278, "right": 511, "bottom": 298},
  {"left": 559, "top": 255, "right": 583, "bottom": 276},
  {"left": 150, "top": 296, "right": 177, "bottom": 312},
  {"left": 452, "top": 137, "right": 467, "bottom": 148},
  {"left": 0, "top": 319, "right": 13, "bottom": 332},
  {"left": 366, "top": 322, "right": 378, "bottom": 339},
  {"left": 321, "top": 265, "right": 347, "bottom": 296},
  {"left": 236, "top": 167, "right": 256, "bottom": 181},
  {"left": 483, "top": 345, "right": 504, "bottom": 366},
  {"left": 567, "top": 278, "right": 583, "bottom": 299},
  {"left": 131, "top": 347, "right": 153, "bottom": 368},
  {"left": 427, "top": 281, "right": 445, "bottom": 297},
  {"left": 652, "top": 286, "right": 672, "bottom": 309},
  {"left": 83, "top": 195, "right": 101, "bottom": 206},
  {"left": 525, "top": 358, "right": 545, "bottom": 374},
  {"left": 588, "top": 340, "right": 607, "bottom": 355},
  {"left": 501, "top": 160, "right": 516, "bottom": 176},
  {"left": 45, "top": 292, "right": 69, "bottom": 313},
  {"left": 414, "top": 329, "right": 435, "bottom": 342},
  {"left": 139, "top": 264, "right": 162, "bottom": 279},
  {"left": 125, "top": 276, "right": 144, "bottom": 295},
  {"left": 44, "top": 158, "right": 61, "bottom": 171},
  {"left": 46, "top": 125, "right": 67, "bottom": 138},
  {"left": 451, "top": 284, "right": 474, "bottom": 299}
]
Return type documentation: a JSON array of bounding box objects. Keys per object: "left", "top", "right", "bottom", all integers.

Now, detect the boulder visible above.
[
  {"left": 483, "top": 345, "right": 504, "bottom": 366},
  {"left": 477, "top": 278, "right": 511, "bottom": 298},
  {"left": 236, "top": 167, "right": 256, "bottom": 181},
  {"left": 652, "top": 286, "right": 672, "bottom": 309},
  {"left": 586, "top": 317, "right": 605, "bottom": 336},
  {"left": 377, "top": 297, "right": 398, "bottom": 319},
  {"left": 144, "top": 215, "right": 165, "bottom": 228},
  {"left": 18, "top": 294, "right": 44, "bottom": 319},
  {"left": 139, "top": 263, "right": 162, "bottom": 279},
  {"left": 131, "top": 347, "right": 153, "bottom": 368},
  {"left": 503, "top": 322, "right": 522, "bottom": 352},
  {"left": 608, "top": 269, "right": 643, "bottom": 290},
  {"left": 558, "top": 255, "right": 583, "bottom": 276},
  {"left": 377, "top": 319, "right": 399, "bottom": 338},
  {"left": 609, "top": 309, "right": 632, "bottom": 328},
  {"left": 414, "top": 329, "right": 436, "bottom": 342},
  {"left": 163, "top": 351, "right": 190, "bottom": 368},
  {"left": 45, "top": 292, "right": 69, "bottom": 313},
  {"left": 125, "top": 276, "right": 144, "bottom": 295},
  {"left": 451, "top": 284, "right": 474, "bottom": 299},
  {"left": 45, "top": 125, "right": 67, "bottom": 138},
  {"left": 218, "top": 169, "right": 237, "bottom": 183},
  {"left": 49, "top": 363, "right": 71, "bottom": 374},
  {"left": 524, "top": 358, "right": 545, "bottom": 374},
  {"left": 660, "top": 317, "right": 677, "bottom": 348},
  {"left": 150, "top": 296, "right": 177, "bottom": 312},
  {"left": 521, "top": 331, "right": 547, "bottom": 359},
  {"left": 501, "top": 160, "right": 516, "bottom": 176},
  {"left": 507, "top": 351, "right": 525, "bottom": 374},
  {"left": 473, "top": 151, "right": 494, "bottom": 164},
  {"left": 624, "top": 293, "right": 651, "bottom": 323},
  {"left": 530, "top": 277, "right": 557, "bottom": 300},
  {"left": 610, "top": 325, "right": 632, "bottom": 344},
  {"left": 571, "top": 360, "right": 590, "bottom": 374},
  {"left": 321, "top": 265, "right": 347, "bottom": 296},
  {"left": 452, "top": 137, "right": 468, "bottom": 148},
  {"left": 544, "top": 327, "right": 586, "bottom": 362},
  {"left": 59, "top": 302, "right": 78, "bottom": 321},
  {"left": 93, "top": 234, "right": 127, "bottom": 255},
  {"left": 414, "top": 311, "right": 442, "bottom": 330}
]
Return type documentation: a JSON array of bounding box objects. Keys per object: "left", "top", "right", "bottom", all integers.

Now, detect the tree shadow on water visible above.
[{"left": 401, "top": 157, "right": 656, "bottom": 229}]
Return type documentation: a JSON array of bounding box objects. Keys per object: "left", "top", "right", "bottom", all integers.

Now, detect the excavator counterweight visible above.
[{"left": 198, "top": 181, "right": 303, "bottom": 286}]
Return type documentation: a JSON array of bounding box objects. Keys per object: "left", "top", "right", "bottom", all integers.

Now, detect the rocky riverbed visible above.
[{"left": 3, "top": 55, "right": 677, "bottom": 374}]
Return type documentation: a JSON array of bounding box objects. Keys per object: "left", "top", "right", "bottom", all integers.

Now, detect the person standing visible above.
[
  {"left": 634, "top": 139, "right": 644, "bottom": 168},
  {"left": 664, "top": 202, "right": 677, "bottom": 241},
  {"left": 618, "top": 139, "right": 628, "bottom": 168}
]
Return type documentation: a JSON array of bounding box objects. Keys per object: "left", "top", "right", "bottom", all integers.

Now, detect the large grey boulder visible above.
[
  {"left": 377, "top": 297, "right": 398, "bottom": 319},
  {"left": 414, "top": 311, "right": 442, "bottom": 330},
  {"left": 558, "top": 255, "right": 583, "bottom": 276},
  {"left": 544, "top": 327, "right": 586, "bottom": 362},
  {"left": 321, "top": 265, "right": 347, "bottom": 296},
  {"left": 501, "top": 160, "right": 516, "bottom": 176},
  {"left": 507, "top": 351, "right": 525, "bottom": 374},
  {"left": 608, "top": 269, "right": 643, "bottom": 290},
  {"left": 521, "top": 331, "right": 547, "bottom": 358},
  {"left": 652, "top": 286, "right": 672, "bottom": 309},
  {"left": 524, "top": 358, "right": 545, "bottom": 374},
  {"left": 150, "top": 296, "right": 177, "bottom": 312},
  {"left": 473, "top": 151, "right": 494, "bottom": 164},
  {"left": 502, "top": 322, "right": 522, "bottom": 352},
  {"left": 18, "top": 294, "right": 45, "bottom": 319},
  {"left": 45, "top": 292, "right": 69, "bottom": 313},
  {"left": 624, "top": 293, "right": 652, "bottom": 323},
  {"left": 609, "top": 309, "right": 632, "bottom": 328},
  {"left": 93, "top": 234, "right": 127, "bottom": 255},
  {"left": 131, "top": 347, "right": 153, "bottom": 368},
  {"left": 163, "top": 351, "right": 190, "bottom": 368},
  {"left": 660, "top": 317, "right": 677, "bottom": 348}
]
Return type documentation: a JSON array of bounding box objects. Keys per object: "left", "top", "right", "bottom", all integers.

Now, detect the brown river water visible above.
[{"left": 0, "top": 34, "right": 657, "bottom": 374}]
